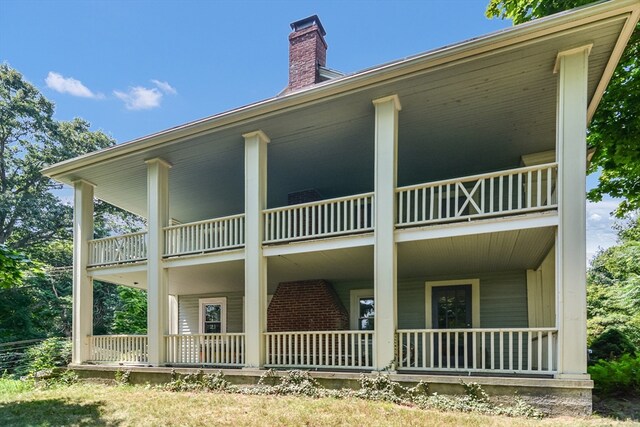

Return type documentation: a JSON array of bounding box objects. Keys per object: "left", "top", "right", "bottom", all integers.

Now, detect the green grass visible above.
[{"left": 0, "top": 378, "right": 637, "bottom": 426}]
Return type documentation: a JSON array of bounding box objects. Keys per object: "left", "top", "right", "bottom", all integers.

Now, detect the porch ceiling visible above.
[
  {"left": 95, "top": 225, "right": 555, "bottom": 293},
  {"left": 397, "top": 226, "right": 555, "bottom": 277},
  {"left": 51, "top": 15, "right": 625, "bottom": 224}
]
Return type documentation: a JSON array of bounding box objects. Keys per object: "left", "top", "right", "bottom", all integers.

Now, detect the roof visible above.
[{"left": 42, "top": 0, "right": 640, "bottom": 220}]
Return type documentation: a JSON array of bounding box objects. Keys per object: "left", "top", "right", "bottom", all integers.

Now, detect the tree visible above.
[
  {"left": 0, "top": 64, "right": 114, "bottom": 249},
  {"left": 112, "top": 287, "right": 147, "bottom": 334},
  {"left": 486, "top": 0, "right": 640, "bottom": 217},
  {"left": 587, "top": 214, "right": 640, "bottom": 350},
  {"left": 0, "top": 64, "right": 147, "bottom": 342},
  {"left": 0, "top": 244, "right": 39, "bottom": 288}
]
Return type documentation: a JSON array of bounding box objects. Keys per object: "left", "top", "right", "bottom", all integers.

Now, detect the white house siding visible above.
[{"left": 178, "top": 291, "right": 244, "bottom": 334}]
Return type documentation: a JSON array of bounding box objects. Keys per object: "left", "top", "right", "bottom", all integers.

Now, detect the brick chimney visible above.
[{"left": 287, "top": 15, "right": 327, "bottom": 92}]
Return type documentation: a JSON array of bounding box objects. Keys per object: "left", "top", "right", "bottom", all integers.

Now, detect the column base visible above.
[{"left": 556, "top": 373, "right": 591, "bottom": 380}]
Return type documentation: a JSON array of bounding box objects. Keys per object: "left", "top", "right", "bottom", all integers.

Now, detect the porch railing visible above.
[
  {"left": 263, "top": 193, "right": 374, "bottom": 244},
  {"left": 88, "top": 232, "right": 147, "bottom": 267},
  {"left": 88, "top": 335, "right": 148, "bottom": 363},
  {"left": 396, "top": 328, "right": 557, "bottom": 374},
  {"left": 264, "top": 331, "right": 374, "bottom": 369},
  {"left": 396, "top": 163, "right": 558, "bottom": 227},
  {"left": 165, "top": 333, "right": 245, "bottom": 366},
  {"left": 164, "top": 214, "right": 245, "bottom": 257}
]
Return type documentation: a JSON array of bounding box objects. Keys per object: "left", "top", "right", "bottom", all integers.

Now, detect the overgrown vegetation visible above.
[
  {"left": 589, "top": 354, "right": 640, "bottom": 397},
  {"left": 159, "top": 369, "right": 543, "bottom": 419}
]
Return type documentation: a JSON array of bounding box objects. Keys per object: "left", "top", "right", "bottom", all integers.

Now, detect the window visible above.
[
  {"left": 350, "top": 289, "right": 374, "bottom": 330},
  {"left": 198, "top": 298, "right": 226, "bottom": 334}
]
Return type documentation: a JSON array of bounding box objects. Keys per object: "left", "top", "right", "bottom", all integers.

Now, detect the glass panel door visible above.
[{"left": 432, "top": 285, "right": 472, "bottom": 368}]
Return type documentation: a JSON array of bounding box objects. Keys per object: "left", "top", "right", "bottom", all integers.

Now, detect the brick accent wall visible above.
[
  {"left": 267, "top": 280, "right": 349, "bottom": 332},
  {"left": 288, "top": 24, "right": 327, "bottom": 92}
]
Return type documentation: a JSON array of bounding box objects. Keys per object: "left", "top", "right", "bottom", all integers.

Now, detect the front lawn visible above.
[{"left": 0, "top": 379, "right": 636, "bottom": 426}]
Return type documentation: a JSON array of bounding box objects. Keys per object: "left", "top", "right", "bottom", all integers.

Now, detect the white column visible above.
[
  {"left": 72, "top": 179, "right": 94, "bottom": 364},
  {"left": 146, "top": 158, "right": 171, "bottom": 366},
  {"left": 168, "top": 295, "right": 178, "bottom": 335},
  {"left": 372, "top": 95, "right": 401, "bottom": 370},
  {"left": 555, "top": 45, "right": 591, "bottom": 379},
  {"left": 243, "top": 130, "right": 270, "bottom": 368}
]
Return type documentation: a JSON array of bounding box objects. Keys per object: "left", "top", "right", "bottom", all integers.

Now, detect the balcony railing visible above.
[
  {"left": 396, "top": 328, "right": 557, "bottom": 374},
  {"left": 164, "top": 214, "right": 245, "bottom": 257},
  {"left": 396, "top": 163, "right": 557, "bottom": 227},
  {"left": 86, "top": 165, "right": 559, "bottom": 267},
  {"left": 165, "top": 333, "right": 245, "bottom": 366},
  {"left": 88, "top": 335, "right": 148, "bottom": 363},
  {"left": 263, "top": 192, "right": 374, "bottom": 244},
  {"left": 88, "top": 232, "right": 147, "bottom": 267},
  {"left": 264, "top": 330, "right": 374, "bottom": 369}
]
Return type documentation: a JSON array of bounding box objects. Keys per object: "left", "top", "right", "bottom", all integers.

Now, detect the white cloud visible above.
[
  {"left": 151, "top": 79, "right": 177, "bottom": 95},
  {"left": 586, "top": 199, "right": 620, "bottom": 262},
  {"left": 45, "top": 71, "right": 102, "bottom": 98},
  {"left": 114, "top": 86, "right": 163, "bottom": 110}
]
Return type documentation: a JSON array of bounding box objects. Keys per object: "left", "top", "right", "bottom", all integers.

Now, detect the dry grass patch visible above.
[{"left": 0, "top": 381, "right": 637, "bottom": 426}]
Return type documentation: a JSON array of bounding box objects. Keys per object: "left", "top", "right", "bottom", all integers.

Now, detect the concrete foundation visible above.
[{"left": 70, "top": 364, "right": 593, "bottom": 416}]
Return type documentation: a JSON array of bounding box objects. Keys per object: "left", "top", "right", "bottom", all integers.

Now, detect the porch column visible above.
[
  {"left": 372, "top": 95, "right": 401, "bottom": 370},
  {"left": 243, "top": 130, "right": 270, "bottom": 368},
  {"left": 146, "top": 158, "right": 171, "bottom": 366},
  {"left": 72, "top": 179, "right": 94, "bottom": 364},
  {"left": 555, "top": 45, "right": 591, "bottom": 379}
]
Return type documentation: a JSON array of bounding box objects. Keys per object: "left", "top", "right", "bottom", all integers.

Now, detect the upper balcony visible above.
[{"left": 87, "top": 162, "right": 557, "bottom": 268}]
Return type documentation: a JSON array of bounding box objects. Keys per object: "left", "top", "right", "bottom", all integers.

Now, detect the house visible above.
[{"left": 43, "top": 0, "right": 640, "bottom": 414}]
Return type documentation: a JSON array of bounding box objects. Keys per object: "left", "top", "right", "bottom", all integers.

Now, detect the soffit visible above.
[{"left": 59, "top": 17, "right": 624, "bottom": 223}]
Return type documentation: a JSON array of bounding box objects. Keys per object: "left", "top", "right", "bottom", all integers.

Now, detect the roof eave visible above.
[{"left": 42, "top": 0, "right": 640, "bottom": 181}]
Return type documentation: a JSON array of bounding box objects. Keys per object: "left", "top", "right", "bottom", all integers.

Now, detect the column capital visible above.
[
  {"left": 71, "top": 178, "right": 96, "bottom": 188},
  {"left": 144, "top": 157, "right": 172, "bottom": 168},
  {"left": 553, "top": 44, "right": 592, "bottom": 74},
  {"left": 372, "top": 94, "right": 402, "bottom": 111},
  {"left": 242, "top": 130, "right": 271, "bottom": 144}
]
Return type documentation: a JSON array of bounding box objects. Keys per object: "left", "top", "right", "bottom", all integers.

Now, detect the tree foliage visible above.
[
  {"left": 486, "top": 0, "right": 640, "bottom": 217},
  {"left": 0, "top": 64, "right": 147, "bottom": 342},
  {"left": 587, "top": 214, "right": 640, "bottom": 356},
  {"left": 0, "top": 244, "right": 39, "bottom": 288},
  {"left": 113, "top": 287, "right": 147, "bottom": 334},
  {"left": 0, "top": 64, "right": 115, "bottom": 248}
]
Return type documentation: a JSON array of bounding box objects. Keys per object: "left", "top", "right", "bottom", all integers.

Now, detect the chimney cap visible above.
[{"left": 290, "top": 15, "right": 326, "bottom": 37}]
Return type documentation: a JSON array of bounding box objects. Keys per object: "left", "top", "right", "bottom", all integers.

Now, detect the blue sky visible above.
[{"left": 0, "top": 0, "right": 621, "bottom": 259}]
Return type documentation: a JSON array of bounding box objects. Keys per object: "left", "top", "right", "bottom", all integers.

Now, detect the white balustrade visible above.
[
  {"left": 396, "top": 163, "right": 558, "bottom": 227},
  {"left": 263, "top": 193, "right": 374, "bottom": 244},
  {"left": 88, "top": 232, "right": 147, "bottom": 267},
  {"left": 164, "top": 214, "right": 245, "bottom": 257},
  {"left": 165, "top": 333, "right": 245, "bottom": 366},
  {"left": 397, "top": 328, "right": 557, "bottom": 374},
  {"left": 88, "top": 335, "right": 148, "bottom": 363},
  {"left": 264, "top": 331, "right": 374, "bottom": 369}
]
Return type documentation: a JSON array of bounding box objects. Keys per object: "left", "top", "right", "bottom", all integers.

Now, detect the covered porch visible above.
[{"left": 84, "top": 225, "right": 558, "bottom": 377}]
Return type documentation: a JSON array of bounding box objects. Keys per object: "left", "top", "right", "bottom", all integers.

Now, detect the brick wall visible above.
[
  {"left": 288, "top": 24, "right": 327, "bottom": 91},
  {"left": 267, "top": 280, "right": 349, "bottom": 332}
]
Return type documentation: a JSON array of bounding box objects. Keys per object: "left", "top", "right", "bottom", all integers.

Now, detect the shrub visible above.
[
  {"left": 590, "top": 328, "right": 637, "bottom": 362},
  {"left": 22, "top": 337, "right": 72, "bottom": 376},
  {"left": 589, "top": 353, "right": 640, "bottom": 396}
]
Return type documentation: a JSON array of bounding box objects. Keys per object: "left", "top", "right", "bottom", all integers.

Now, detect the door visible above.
[{"left": 432, "top": 285, "right": 472, "bottom": 368}]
